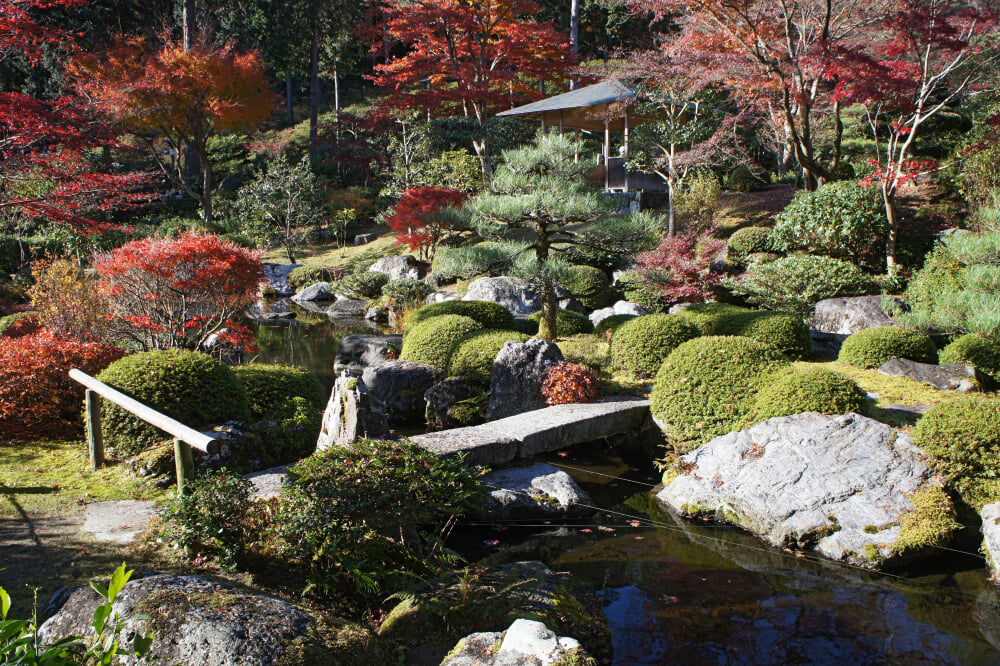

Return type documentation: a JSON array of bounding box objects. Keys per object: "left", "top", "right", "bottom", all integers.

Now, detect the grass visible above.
[{"left": 262, "top": 226, "right": 400, "bottom": 273}]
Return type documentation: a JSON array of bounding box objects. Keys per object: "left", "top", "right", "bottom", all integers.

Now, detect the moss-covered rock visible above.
[
  {"left": 559, "top": 265, "right": 612, "bottom": 309},
  {"left": 747, "top": 366, "right": 867, "bottom": 425},
  {"left": 650, "top": 336, "right": 787, "bottom": 450},
  {"left": 891, "top": 485, "right": 961, "bottom": 558},
  {"left": 838, "top": 326, "right": 938, "bottom": 369},
  {"left": 727, "top": 226, "right": 773, "bottom": 263},
  {"left": 526, "top": 309, "right": 594, "bottom": 337},
  {"left": 609, "top": 314, "right": 701, "bottom": 379},
  {"left": 399, "top": 314, "right": 483, "bottom": 369},
  {"left": 446, "top": 329, "right": 531, "bottom": 383},
  {"left": 406, "top": 300, "right": 517, "bottom": 334}
]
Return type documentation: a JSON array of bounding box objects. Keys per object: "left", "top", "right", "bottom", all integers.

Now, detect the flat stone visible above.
[
  {"left": 408, "top": 428, "right": 519, "bottom": 467},
  {"left": 81, "top": 500, "right": 156, "bottom": 545},
  {"left": 657, "top": 412, "right": 935, "bottom": 568},
  {"left": 878, "top": 358, "right": 983, "bottom": 392},
  {"left": 327, "top": 296, "right": 368, "bottom": 317},
  {"left": 291, "top": 281, "right": 331, "bottom": 302},
  {"left": 355, "top": 233, "right": 377, "bottom": 245},
  {"left": 245, "top": 465, "right": 289, "bottom": 501},
  {"left": 334, "top": 334, "right": 401, "bottom": 374},
  {"left": 811, "top": 295, "right": 896, "bottom": 339},
  {"left": 479, "top": 463, "right": 593, "bottom": 519}
]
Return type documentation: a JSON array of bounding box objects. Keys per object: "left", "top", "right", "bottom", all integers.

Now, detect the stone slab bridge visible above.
[{"left": 408, "top": 396, "right": 652, "bottom": 466}]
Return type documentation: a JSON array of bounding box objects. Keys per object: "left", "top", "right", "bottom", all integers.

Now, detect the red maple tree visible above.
[
  {"left": 386, "top": 186, "right": 469, "bottom": 259},
  {"left": 637, "top": 231, "right": 724, "bottom": 304},
  {"left": 368, "top": 0, "right": 575, "bottom": 173}
]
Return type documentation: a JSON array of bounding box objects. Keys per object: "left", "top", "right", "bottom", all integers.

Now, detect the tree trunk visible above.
[
  {"left": 201, "top": 158, "right": 213, "bottom": 226},
  {"left": 308, "top": 18, "right": 320, "bottom": 155},
  {"left": 538, "top": 278, "right": 559, "bottom": 341},
  {"left": 333, "top": 60, "right": 341, "bottom": 145},
  {"left": 883, "top": 189, "right": 899, "bottom": 270},
  {"left": 182, "top": 0, "right": 196, "bottom": 51},
  {"left": 666, "top": 177, "right": 675, "bottom": 236},
  {"left": 285, "top": 70, "right": 294, "bottom": 126}
]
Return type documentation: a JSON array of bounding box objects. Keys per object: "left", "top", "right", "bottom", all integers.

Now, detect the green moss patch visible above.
[
  {"left": 399, "top": 314, "right": 483, "bottom": 369},
  {"left": 891, "top": 485, "right": 961, "bottom": 557}
]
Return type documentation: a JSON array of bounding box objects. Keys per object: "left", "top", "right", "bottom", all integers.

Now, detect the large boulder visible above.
[
  {"left": 427, "top": 290, "right": 461, "bottom": 304},
  {"left": 811, "top": 295, "right": 896, "bottom": 339},
  {"left": 334, "top": 334, "right": 402, "bottom": 374},
  {"left": 589, "top": 300, "right": 647, "bottom": 327},
  {"left": 487, "top": 338, "right": 564, "bottom": 421},
  {"left": 316, "top": 372, "right": 390, "bottom": 451},
  {"left": 441, "top": 619, "right": 592, "bottom": 666},
  {"left": 877, "top": 358, "right": 983, "bottom": 392},
  {"left": 463, "top": 277, "right": 541, "bottom": 315},
  {"left": 657, "top": 412, "right": 940, "bottom": 568},
  {"left": 424, "top": 377, "right": 482, "bottom": 428},
  {"left": 361, "top": 360, "right": 440, "bottom": 424},
  {"left": 261, "top": 263, "right": 300, "bottom": 297},
  {"left": 327, "top": 295, "right": 368, "bottom": 318},
  {"left": 37, "top": 573, "right": 381, "bottom": 666},
  {"left": 478, "top": 463, "right": 593, "bottom": 519},
  {"left": 368, "top": 254, "right": 421, "bottom": 281},
  {"left": 291, "top": 281, "right": 332, "bottom": 302}
]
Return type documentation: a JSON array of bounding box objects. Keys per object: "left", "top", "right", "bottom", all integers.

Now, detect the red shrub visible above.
[
  {"left": 0, "top": 330, "right": 126, "bottom": 439},
  {"left": 386, "top": 186, "right": 468, "bottom": 259},
  {"left": 541, "top": 361, "right": 600, "bottom": 406},
  {"left": 0, "top": 313, "right": 41, "bottom": 338},
  {"left": 637, "top": 232, "right": 725, "bottom": 305}
]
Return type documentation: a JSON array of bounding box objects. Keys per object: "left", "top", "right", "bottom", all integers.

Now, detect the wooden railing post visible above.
[
  {"left": 173, "top": 438, "right": 194, "bottom": 495},
  {"left": 85, "top": 389, "right": 104, "bottom": 471}
]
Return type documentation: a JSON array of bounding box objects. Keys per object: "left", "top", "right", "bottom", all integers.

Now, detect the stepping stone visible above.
[{"left": 82, "top": 500, "right": 156, "bottom": 545}]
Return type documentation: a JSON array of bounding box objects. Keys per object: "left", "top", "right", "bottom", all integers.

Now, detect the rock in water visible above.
[
  {"left": 878, "top": 358, "right": 983, "bottom": 392},
  {"left": 334, "top": 334, "right": 401, "bottom": 374},
  {"left": 291, "top": 281, "right": 332, "bottom": 302},
  {"left": 361, "top": 360, "right": 439, "bottom": 424},
  {"left": 316, "top": 371, "right": 390, "bottom": 451},
  {"left": 368, "top": 255, "right": 421, "bottom": 281},
  {"left": 478, "top": 463, "right": 594, "bottom": 519},
  {"left": 440, "top": 619, "right": 592, "bottom": 666},
  {"left": 982, "top": 503, "right": 1000, "bottom": 580},
  {"left": 488, "top": 338, "right": 563, "bottom": 421},
  {"left": 657, "top": 412, "right": 938, "bottom": 568},
  {"left": 463, "top": 276, "right": 541, "bottom": 315}
]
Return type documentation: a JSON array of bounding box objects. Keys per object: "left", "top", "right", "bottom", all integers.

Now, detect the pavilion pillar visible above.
[
  {"left": 623, "top": 112, "right": 630, "bottom": 193},
  {"left": 604, "top": 118, "right": 610, "bottom": 190}
]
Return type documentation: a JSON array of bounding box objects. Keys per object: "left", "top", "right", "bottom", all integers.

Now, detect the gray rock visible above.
[
  {"left": 878, "top": 358, "right": 983, "bottom": 392},
  {"left": 369, "top": 254, "right": 421, "bottom": 281},
  {"left": 811, "top": 295, "right": 896, "bottom": 339},
  {"left": 427, "top": 290, "right": 461, "bottom": 304},
  {"left": 479, "top": 463, "right": 593, "bottom": 519},
  {"left": 464, "top": 277, "right": 541, "bottom": 315},
  {"left": 488, "top": 339, "right": 563, "bottom": 421},
  {"left": 657, "top": 412, "right": 936, "bottom": 568},
  {"left": 38, "top": 574, "right": 313, "bottom": 666},
  {"left": 260, "top": 263, "right": 300, "bottom": 297},
  {"left": 558, "top": 298, "right": 586, "bottom": 314},
  {"left": 982, "top": 503, "right": 1000, "bottom": 578},
  {"left": 361, "top": 360, "right": 439, "bottom": 424},
  {"left": 441, "top": 619, "right": 588, "bottom": 666},
  {"left": 408, "top": 427, "right": 520, "bottom": 467},
  {"left": 290, "top": 281, "right": 331, "bottom": 302},
  {"left": 588, "top": 306, "right": 615, "bottom": 326},
  {"left": 354, "top": 233, "right": 378, "bottom": 245},
  {"left": 334, "top": 334, "right": 402, "bottom": 374},
  {"left": 365, "top": 305, "right": 389, "bottom": 322},
  {"left": 316, "top": 371, "right": 390, "bottom": 451},
  {"left": 668, "top": 302, "right": 695, "bottom": 315},
  {"left": 327, "top": 295, "right": 368, "bottom": 317},
  {"left": 424, "top": 377, "right": 481, "bottom": 428},
  {"left": 81, "top": 501, "right": 156, "bottom": 545},
  {"left": 245, "top": 465, "right": 289, "bottom": 501},
  {"left": 613, "top": 300, "right": 646, "bottom": 316}
]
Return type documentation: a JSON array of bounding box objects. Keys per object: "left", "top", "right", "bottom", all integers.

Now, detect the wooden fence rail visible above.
[{"left": 69, "top": 368, "right": 219, "bottom": 494}]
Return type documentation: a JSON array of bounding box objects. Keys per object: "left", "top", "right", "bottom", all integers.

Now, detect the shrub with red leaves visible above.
[
  {"left": 541, "top": 361, "right": 600, "bottom": 406},
  {"left": 637, "top": 232, "right": 725, "bottom": 305},
  {"left": 386, "top": 186, "right": 468, "bottom": 259},
  {"left": 0, "top": 330, "right": 126, "bottom": 439}
]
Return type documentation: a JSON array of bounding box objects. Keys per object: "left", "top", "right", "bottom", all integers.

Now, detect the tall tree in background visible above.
[
  {"left": 369, "top": 0, "right": 576, "bottom": 176},
  {"left": 630, "top": 0, "right": 889, "bottom": 189},
  {"left": 827, "top": 0, "right": 1000, "bottom": 270},
  {"left": 71, "top": 37, "right": 274, "bottom": 225}
]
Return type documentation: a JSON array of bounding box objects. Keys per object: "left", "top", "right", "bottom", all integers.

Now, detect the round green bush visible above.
[
  {"left": 446, "top": 329, "right": 530, "bottom": 383},
  {"left": 594, "top": 314, "right": 636, "bottom": 338},
  {"left": 382, "top": 278, "right": 434, "bottom": 305},
  {"left": 334, "top": 271, "right": 389, "bottom": 300},
  {"left": 713, "top": 311, "right": 812, "bottom": 360},
  {"left": 838, "top": 326, "right": 938, "bottom": 369},
  {"left": 912, "top": 395, "right": 1000, "bottom": 507},
  {"left": 288, "top": 265, "right": 341, "bottom": 290},
  {"left": 673, "top": 302, "right": 751, "bottom": 333},
  {"left": 406, "top": 300, "right": 516, "bottom": 334},
  {"left": 940, "top": 334, "right": 1000, "bottom": 383},
  {"left": 614, "top": 270, "right": 666, "bottom": 313},
  {"left": 747, "top": 367, "right": 867, "bottom": 424},
  {"left": 232, "top": 363, "right": 326, "bottom": 419},
  {"left": 97, "top": 349, "right": 249, "bottom": 457},
  {"left": 725, "top": 165, "right": 763, "bottom": 192},
  {"left": 399, "top": 314, "right": 483, "bottom": 369},
  {"left": 650, "top": 336, "right": 787, "bottom": 450},
  {"left": 727, "top": 227, "right": 773, "bottom": 262},
  {"left": 609, "top": 314, "right": 701, "bottom": 379},
  {"left": 560, "top": 265, "right": 612, "bottom": 309},
  {"left": 527, "top": 309, "right": 594, "bottom": 337}
]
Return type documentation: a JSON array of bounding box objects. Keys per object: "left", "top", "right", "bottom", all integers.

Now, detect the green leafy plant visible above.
[
  {"left": 609, "top": 314, "right": 701, "bottom": 379},
  {"left": 559, "top": 265, "right": 612, "bottom": 309},
  {"left": 1, "top": 563, "right": 155, "bottom": 665},
  {"left": 381, "top": 278, "right": 435, "bottom": 306},
  {"left": 400, "top": 314, "right": 483, "bottom": 369},
  {"left": 838, "top": 326, "right": 938, "bottom": 369},
  {"left": 675, "top": 303, "right": 811, "bottom": 360},
  {"left": 724, "top": 165, "right": 764, "bottom": 192},
  {"left": 726, "top": 227, "right": 774, "bottom": 264},
  {"left": 287, "top": 266, "right": 343, "bottom": 291},
  {"left": 939, "top": 333, "right": 1000, "bottom": 383},
  {"left": 333, "top": 271, "right": 390, "bottom": 300},
  {"left": 747, "top": 367, "right": 867, "bottom": 424},
  {"left": 446, "top": 329, "right": 529, "bottom": 384}
]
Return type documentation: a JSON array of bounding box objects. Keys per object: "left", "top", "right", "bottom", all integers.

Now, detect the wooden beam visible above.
[{"left": 69, "top": 369, "right": 219, "bottom": 454}]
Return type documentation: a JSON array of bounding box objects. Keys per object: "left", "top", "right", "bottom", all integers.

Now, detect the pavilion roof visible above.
[{"left": 495, "top": 80, "right": 662, "bottom": 131}]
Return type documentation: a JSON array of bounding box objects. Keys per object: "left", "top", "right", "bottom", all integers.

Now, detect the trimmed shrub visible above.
[
  {"left": 446, "top": 329, "right": 530, "bottom": 383},
  {"left": 541, "top": 361, "right": 600, "bottom": 405},
  {"left": 673, "top": 302, "right": 749, "bottom": 333},
  {"left": 559, "top": 265, "right": 612, "bottom": 309},
  {"left": 0, "top": 331, "right": 125, "bottom": 439},
  {"left": 724, "top": 165, "right": 764, "bottom": 192},
  {"left": 722, "top": 254, "right": 877, "bottom": 317},
  {"left": 614, "top": 270, "right": 667, "bottom": 313},
  {"left": 912, "top": 395, "right": 1000, "bottom": 508},
  {"left": 406, "top": 300, "right": 516, "bottom": 333},
  {"left": 288, "top": 265, "right": 342, "bottom": 290},
  {"left": 250, "top": 395, "right": 323, "bottom": 464},
  {"left": 97, "top": 349, "right": 250, "bottom": 457},
  {"left": 713, "top": 310, "right": 812, "bottom": 360},
  {"left": 609, "top": 314, "right": 701, "bottom": 379},
  {"left": 650, "top": 336, "right": 787, "bottom": 450},
  {"left": 382, "top": 278, "right": 434, "bottom": 306},
  {"left": 232, "top": 364, "right": 326, "bottom": 419},
  {"left": 939, "top": 334, "right": 1000, "bottom": 383},
  {"left": 727, "top": 227, "right": 773, "bottom": 263},
  {"left": 838, "top": 326, "right": 938, "bottom": 369},
  {"left": 334, "top": 271, "right": 389, "bottom": 300},
  {"left": 594, "top": 314, "right": 636, "bottom": 338},
  {"left": 527, "top": 309, "right": 594, "bottom": 337},
  {"left": 747, "top": 367, "right": 867, "bottom": 424},
  {"left": 399, "top": 314, "right": 483, "bottom": 369}
]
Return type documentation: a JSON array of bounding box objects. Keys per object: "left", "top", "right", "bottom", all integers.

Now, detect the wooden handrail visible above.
[{"left": 69, "top": 369, "right": 219, "bottom": 454}]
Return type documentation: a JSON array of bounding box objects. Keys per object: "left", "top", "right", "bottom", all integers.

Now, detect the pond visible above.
[{"left": 247, "top": 302, "right": 1000, "bottom": 665}]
